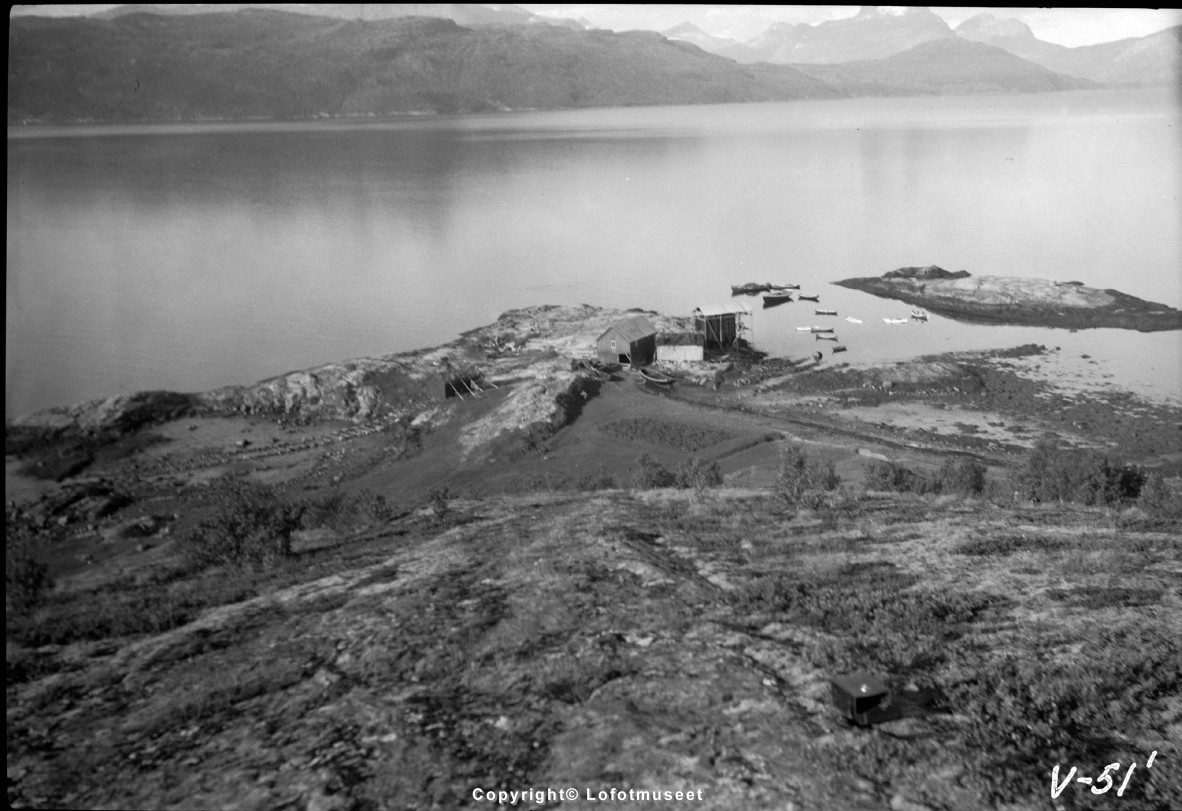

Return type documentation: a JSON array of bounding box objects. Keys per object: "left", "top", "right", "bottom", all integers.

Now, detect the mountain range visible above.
[
  {"left": 662, "top": 7, "right": 1179, "bottom": 88},
  {"left": 7, "top": 4, "right": 1166, "bottom": 125}
]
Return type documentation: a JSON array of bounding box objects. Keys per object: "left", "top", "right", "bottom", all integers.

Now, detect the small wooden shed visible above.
[
  {"left": 597, "top": 315, "right": 657, "bottom": 367},
  {"left": 693, "top": 302, "right": 752, "bottom": 350}
]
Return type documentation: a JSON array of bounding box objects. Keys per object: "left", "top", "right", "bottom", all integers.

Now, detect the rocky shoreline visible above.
[{"left": 835, "top": 265, "right": 1182, "bottom": 331}]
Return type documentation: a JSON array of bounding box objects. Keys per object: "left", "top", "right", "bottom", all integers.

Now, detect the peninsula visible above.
[{"left": 835, "top": 265, "right": 1182, "bottom": 331}]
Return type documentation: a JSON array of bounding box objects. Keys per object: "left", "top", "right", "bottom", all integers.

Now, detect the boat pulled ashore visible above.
[{"left": 639, "top": 367, "right": 675, "bottom": 387}]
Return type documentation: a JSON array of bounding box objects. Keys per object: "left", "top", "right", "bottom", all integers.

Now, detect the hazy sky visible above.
[
  {"left": 10, "top": 5, "right": 1182, "bottom": 48},
  {"left": 521, "top": 5, "right": 1182, "bottom": 47}
]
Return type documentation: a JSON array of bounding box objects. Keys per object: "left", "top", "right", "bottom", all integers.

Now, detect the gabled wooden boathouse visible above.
[{"left": 597, "top": 316, "right": 657, "bottom": 367}]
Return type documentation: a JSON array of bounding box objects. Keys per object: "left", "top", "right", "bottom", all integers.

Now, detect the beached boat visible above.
[
  {"left": 883, "top": 318, "right": 909, "bottom": 325},
  {"left": 845, "top": 316, "right": 862, "bottom": 324},
  {"left": 798, "top": 294, "right": 820, "bottom": 302},
  {"left": 910, "top": 308, "right": 930, "bottom": 321},
  {"left": 815, "top": 309, "right": 837, "bottom": 316},
  {"left": 639, "top": 367, "right": 675, "bottom": 386}
]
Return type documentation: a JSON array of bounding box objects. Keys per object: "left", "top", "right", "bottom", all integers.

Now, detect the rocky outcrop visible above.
[{"left": 836, "top": 269, "right": 1182, "bottom": 331}]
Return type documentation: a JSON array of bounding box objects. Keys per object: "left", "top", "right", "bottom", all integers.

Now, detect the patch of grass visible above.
[
  {"left": 601, "top": 418, "right": 735, "bottom": 451},
  {"left": 1045, "top": 586, "right": 1162, "bottom": 610},
  {"left": 954, "top": 531, "right": 1071, "bottom": 557},
  {"left": 949, "top": 624, "right": 1180, "bottom": 806},
  {"left": 733, "top": 562, "right": 1008, "bottom": 677}
]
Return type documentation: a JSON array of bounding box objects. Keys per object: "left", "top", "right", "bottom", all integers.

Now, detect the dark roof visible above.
[{"left": 598, "top": 315, "right": 656, "bottom": 345}]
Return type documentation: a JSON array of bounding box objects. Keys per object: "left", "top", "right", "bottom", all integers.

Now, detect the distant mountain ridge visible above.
[
  {"left": 659, "top": 6, "right": 1178, "bottom": 87},
  {"left": 741, "top": 6, "right": 956, "bottom": 65},
  {"left": 90, "top": 3, "right": 587, "bottom": 28},
  {"left": 792, "top": 38, "right": 1094, "bottom": 96},
  {"left": 955, "top": 13, "right": 1180, "bottom": 87},
  {"left": 7, "top": 9, "right": 1100, "bottom": 125}
]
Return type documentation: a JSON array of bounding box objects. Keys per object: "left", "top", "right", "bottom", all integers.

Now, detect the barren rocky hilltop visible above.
[{"left": 7, "top": 300, "right": 1182, "bottom": 810}]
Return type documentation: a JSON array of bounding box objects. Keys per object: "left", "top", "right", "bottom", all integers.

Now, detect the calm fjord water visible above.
[{"left": 7, "top": 89, "right": 1180, "bottom": 417}]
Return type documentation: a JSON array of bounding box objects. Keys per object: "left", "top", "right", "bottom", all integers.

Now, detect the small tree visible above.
[
  {"left": 777, "top": 443, "right": 840, "bottom": 509},
  {"left": 182, "top": 482, "right": 304, "bottom": 570}
]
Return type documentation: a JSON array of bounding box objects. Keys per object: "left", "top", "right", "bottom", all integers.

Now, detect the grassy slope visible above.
[{"left": 7, "top": 487, "right": 1181, "bottom": 810}]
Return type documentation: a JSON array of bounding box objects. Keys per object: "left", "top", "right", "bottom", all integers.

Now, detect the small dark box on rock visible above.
[{"left": 829, "top": 672, "right": 891, "bottom": 727}]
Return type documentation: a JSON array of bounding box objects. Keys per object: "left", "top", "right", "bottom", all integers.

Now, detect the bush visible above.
[
  {"left": 776, "top": 443, "right": 840, "bottom": 508},
  {"left": 428, "top": 487, "right": 451, "bottom": 522},
  {"left": 674, "top": 457, "right": 724, "bottom": 490},
  {"left": 1014, "top": 438, "right": 1145, "bottom": 506},
  {"left": 6, "top": 532, "right": 52, "bottom": 615},
  {"left": 302, "top": 488, "right": 394, "bottom": 531},
  {"left": 864, "top": 457, "right": 987, "bottom": 496},
  {"left": 181, "top": 482, "right": 304, "bottom": 570},
  {"left": 1138, "top": 472, "right": 1182, "bottom": 519},
  {"left": 630, "top": 453, "right": 677, "bottom": 489}
]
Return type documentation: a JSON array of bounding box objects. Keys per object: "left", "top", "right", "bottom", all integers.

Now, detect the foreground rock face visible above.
[{"left": 836, "top": 266, "right": 1182, "bottom": 331}]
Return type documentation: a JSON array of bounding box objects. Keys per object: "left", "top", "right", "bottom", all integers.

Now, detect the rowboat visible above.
[
  {"left": 796, "top": 326, "right": 813, "bottom": 332},
  {"left": 810, "top": 326, "right": 835, "bottom": 334},
  {"left": 815, "top": 309, "right": 837, "bottom": 316},
  {"left": 832, "top": 345, "right": 848, "bottom": 353},
  {"left": 639, "top": 367, "right": 675, "bottom": 386},
  {"left": 798, "top": 294, "right": 820, "bottom": 302},
  {"left": 763, "top": 290, "right": 794, "bottom": 306},
  {"left": 845, "top": 316, "right": 862, "bottom": 324},
  {"left": 910, "top": 308, "right": 930, "bottom": 321},
  {"left": 731, "top": 283, "right": 769, "bottom": 296},
  {"left": 815, "top": 334, "right": 839, "bottom": 342},
  {"left": 883, "top": 318, "right": 909, "bottom": 325}
]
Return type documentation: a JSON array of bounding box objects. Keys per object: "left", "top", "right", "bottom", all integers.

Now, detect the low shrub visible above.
[
  {"left": 629, "top": 454, "right": 723, "bottom": 491},
  {"left": 674, "top": 457, "right": 724, "bottom": 490},
  {"left": 180, "top": 482, "right": 304, "bottom": 570},
  {"left": 863, "top": 457, "right": 987, "bottom": 497},
  {"left": 950, "top": 624, "right": 1180, "bottom": 804},
  {"left": 631, "top": 453, "right": 677, "bottom": 489},
  {"left": 6, "top": 531, "right": 52, "bottom": 615},
  {"left": 1014, "top": 438, "right": 1145, "bottom": 506},
  {"left": 776, "top": 443, "right": 840, "bottom": 508},
  {"left": 1138, "top": 472, "right": 1182, "bottom": 519}
]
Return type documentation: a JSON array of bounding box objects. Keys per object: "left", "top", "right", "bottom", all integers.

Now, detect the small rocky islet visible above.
[{"left": 835, "top": 265, "right": 1182, "bottom": 331}]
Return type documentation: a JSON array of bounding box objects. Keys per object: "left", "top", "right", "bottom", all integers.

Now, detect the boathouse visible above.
[
  {"left": 597, "top": 315, "right": 657, "bottom": 367},
  {"left": 656, "top": 332, "right": 705, "bottom": 364},
  {"left": 693, "top": 302, "right": 752, "bottom": 350}
]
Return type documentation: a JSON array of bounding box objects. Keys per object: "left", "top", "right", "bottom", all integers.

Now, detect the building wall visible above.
[
  {"left": 598, "top": 332, "right": 656, "bottom": 365},
  {"left": 657, "top": 344, "right": 704, "bottom": 363}
]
